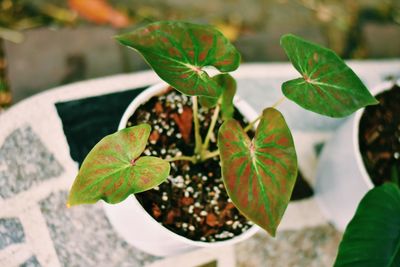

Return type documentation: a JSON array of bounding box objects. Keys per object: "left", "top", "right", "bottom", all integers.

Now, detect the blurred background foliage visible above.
[{"left": 0, "top": 0, "right": 399, "bottom": 109}]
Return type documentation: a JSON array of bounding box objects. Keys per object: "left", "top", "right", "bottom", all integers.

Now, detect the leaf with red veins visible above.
[
  {"left": 218, "top": 108, "right": 297, "bottom": 236},
  {"left": 68, "top": 124, "right": 170, "bottom": 206},
  {"left": 116, "top": 21, "right": 240, "bottom": 97},
  {"left": 280, "top": 34, "right": 378, "bottom": 117}
]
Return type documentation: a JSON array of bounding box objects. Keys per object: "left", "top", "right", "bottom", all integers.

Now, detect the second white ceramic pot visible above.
[
  {"left": 315, "top": 80, "right": 399, "bottom": 231},
  {"left": 103, "top": 82, "right": 260, "bottom": 256}
]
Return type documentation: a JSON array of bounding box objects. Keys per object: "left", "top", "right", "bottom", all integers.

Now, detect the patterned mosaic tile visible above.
[
  {"left": 19, "top": 256, "right": 41, "bottom": 267},
  {"left": 0, "top": 217, "right": 25, "bottom": 250},
  {"left": 235, "top": 225, "right": 342, "bottom": 267},
  {"left": 40, "top": 191, "right": 157, "bottom": 267},
  {"left": 0, "top": 126, "right": 64, "bottom": 199}
]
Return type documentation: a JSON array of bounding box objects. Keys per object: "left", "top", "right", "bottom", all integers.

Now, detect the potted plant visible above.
[
  {"left": 316, "top": 80, "right": 399, "bottom": 230},
  {"left": 67, "top": 21, "right": 377, "bottom": 256}
]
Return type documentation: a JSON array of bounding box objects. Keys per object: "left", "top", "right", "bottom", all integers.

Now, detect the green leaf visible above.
[
  {"left": 116, "top": 21, "right": 240, "bottom": 98},
  {"left": 198, "top": 75, "right": 219, "bottom": 107},
  {"left": 198, "top": 74, "right": 236, "bottom": 113},
  {"left": 391, "top": 166, "right": 400, "bottom": 187},
  {"left": 67, "top": 124, "right": 170, "bottom": 206},
  {"left": 280, "top": 34, "right": 378, "bottom": 118},
  {"left": 334, "top": 183, "right": 400, "bottom": 267},
  {"left": 218, "top": 74, "right": 237, "bottom": 119},
  {"left": 218, "top": 108, "right": 297, "bottom": 236},
  {"left": 199, "top": 95, "right": 218, "bottom": 108}
]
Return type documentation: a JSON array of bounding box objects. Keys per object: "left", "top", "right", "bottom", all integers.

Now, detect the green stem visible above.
[
  {"left": 202, "top": 104, "right": 220, "bottom": 154},
  {"left": 192, "top": 96, "right": 203, "bottom": 155},
  {"left": 244, "top": 96, "right": 286, "bottom": 132},
  {"left": 272, "top": 96, "right": 286, "bottom": 108},
  {"left": 202, "top": 150, "right": 220, "bottom": 161},
  {"left": 166, "top": 155, "right": 196, "bottom": 163},
  {"left": 244, "top": 114, "right": 261, "bottom": 132}
]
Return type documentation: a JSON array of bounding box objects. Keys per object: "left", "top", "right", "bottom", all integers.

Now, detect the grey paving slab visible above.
[
  {"left": 0, "top": 217, "right": 25, "bottom": 250},
  {"left": 0, "top": 126, "right": 64, "bottom": 199},
  {"left": 235, "top": 225, "right": 342, "bottom": 267},
  {"left": 39, "top": 191, "right": 157, "bottom": 267},
  {"left": 19, "top": 256, "right": 42, "bottom": 267}
]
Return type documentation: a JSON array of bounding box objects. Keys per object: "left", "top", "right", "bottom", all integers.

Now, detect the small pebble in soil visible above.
[{"left": 200, "top": 211, "right": 208, "bottom": 216}]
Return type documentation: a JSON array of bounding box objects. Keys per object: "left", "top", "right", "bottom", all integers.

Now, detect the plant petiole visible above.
[
  {"left": 201, "top": 103, "right": 221, "bottom": 155},
  {"left": 192, "top": 96, "right": 203, "bottom": 156},
  {"left": 202, "top": 150, "right": 220, "bottom": 161},
  {"left": 166, "top": 155, "right": 197, "bottom": 163},
  {"left": 272, "top": 96, "right": 286, "bottom": 108},
  {"left": 244, "top": 96, "right": 286, "bottom": 132},
  {"left": 244, "top": 114, "right": 261, "bottom": 132}
]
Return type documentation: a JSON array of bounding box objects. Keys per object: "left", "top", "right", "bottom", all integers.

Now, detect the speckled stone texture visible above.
[
  {"left": 0, "top": 126, "right": 64, "bottom": 198},
  {"left": 0, "top": 217, "right": 25, "bottom": 249},
  {"left": 39, "top": 191, "right": 157, "bottom": 267},
  {"left": 19, "top": 256, "right": 42, "bottom": 267},
  {"left": 235, "top": 225, "right": 342, "bottom": 267}
]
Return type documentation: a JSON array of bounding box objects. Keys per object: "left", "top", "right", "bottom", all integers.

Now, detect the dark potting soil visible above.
[
  {"left": 359, "top": 83, "right": 400, "bottom": 186},
  {"left": 128, "top": 88, "right": 308, "bottom": 242}
]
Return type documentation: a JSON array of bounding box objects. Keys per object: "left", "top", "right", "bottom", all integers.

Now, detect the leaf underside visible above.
[
  {"left": 199, "top": 73, "right": 237, "bottom": 118},
  {"left": 218, "top": 108, "right": 297, "bottom": 236},
  {"left": 334, "top": 183, "right": 400, "bottom": 267},
  {"left": 116, "top": 21, "right": 240, "bottom": 98},
  {"left": 68, "top": 124, "right": 170, "bottom": 206},
  {"left": 280, "top": 34, "right": 378, "bottom": 118},
  {"left": 218, "top": 74, "right": 237, "bottom": 119}
]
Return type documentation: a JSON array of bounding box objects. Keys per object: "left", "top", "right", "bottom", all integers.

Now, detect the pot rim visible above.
[
  {"left": 116, "top": 82, "right": 260, "bottom": 248},
  {"left": 352, "top": 79, "right": 400, "bottom": 190}
]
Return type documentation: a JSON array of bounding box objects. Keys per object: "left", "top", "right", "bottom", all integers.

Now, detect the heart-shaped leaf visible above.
[
  {"left": 68, "top": 124, "right": 170, "bottom": 206},
  {"left": 335, "top": 183, "right": 400, "bottom": 267},
  {"left": 116, "top": 21, "right": 240, "bottom": 97},
  {"left": 280, "top": 34, "right": 378, "bottom": 118},
  {"left": 218, "top": 108, "right": 297, "bottom": 236}
]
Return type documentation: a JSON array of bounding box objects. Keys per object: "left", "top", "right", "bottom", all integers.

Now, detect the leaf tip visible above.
[
  {"left": 280, "top": 33, "right": 296, "bottom": 46},
  {"left": 66, "top": 191, "right": 79, "bottom": 207},
  {"left": 262, "top": 224, "right": 277, "bottom": 237},
  {"left": 66, "top": 197, "right": 76, "bottom": 208},
  {"left": 114, "top": 34, "right": 130, "bottom": 46},
  {"left": 269, "top": 229, "right": 277, "bottom": 237},
  {"left": 371, "top": 97, "right": 380, "bottom": 105}
]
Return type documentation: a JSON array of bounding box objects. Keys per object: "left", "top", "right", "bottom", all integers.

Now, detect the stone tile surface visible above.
[
  {"left": 0, "top": 217, "right": 25, "bottom": 250},
  {"left": 39, "top": 191, "right": 157, "bottom": 267},
  {"left": 0, "top": 126, "right": 64, "bottom": 199},
  {"left": 235, "top": 225, "right": 342, "bottom": 267},
  {"left": 19, "top": 256, "right": 42, "bottom": 267}
]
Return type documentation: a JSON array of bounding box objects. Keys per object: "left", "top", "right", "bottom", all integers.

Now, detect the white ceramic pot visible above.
[
  {"left": 315, "top": 80, "right": 399, "bottom": 231},
  {"left": 103, "top": 82, "right": 260, "bottom": 256}
]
